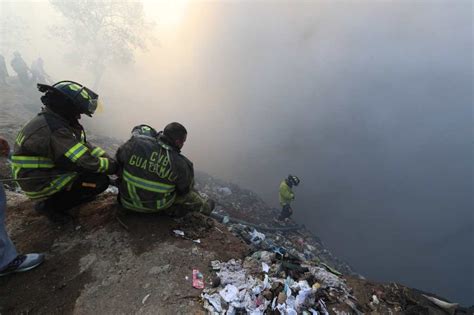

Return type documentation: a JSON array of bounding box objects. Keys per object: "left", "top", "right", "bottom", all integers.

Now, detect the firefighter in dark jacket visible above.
[
  {"left": 116, "top": 123, "right": 214, "bottom": 216},
  {"left": 12, "top": 80, "right": 117, "bottom": 221}
]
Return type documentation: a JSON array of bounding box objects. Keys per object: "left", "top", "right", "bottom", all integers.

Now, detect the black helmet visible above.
[
  {"left": 37, "top": 80, "right": 99, "bottom": 117},
  {"left": 131, "top": 124, "right": 158, "bottom": 138},
  {"left": 287, "top": 175, "right": 300, "bottom": 186}
]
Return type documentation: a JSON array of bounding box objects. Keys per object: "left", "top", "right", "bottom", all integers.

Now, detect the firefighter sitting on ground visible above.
[
  {"left": 278, "top": 175, "right": 300, "bottom": 221},
  {"left": 115, "top": 123, "right": 215, "bottom": 216},
  {"left": 12, "top": 81, "right": 117, "bottom": 222}
]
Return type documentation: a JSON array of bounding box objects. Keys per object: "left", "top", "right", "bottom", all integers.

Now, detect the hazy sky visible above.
[{"left": 1, "top": 0, "right": 472, "bottom": 305}]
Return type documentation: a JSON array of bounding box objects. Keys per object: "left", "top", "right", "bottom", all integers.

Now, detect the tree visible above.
[
  {"left": 50, "top": 0, "right": 154, "bottom": 88},
  {"left": 0, "top": 15, "right": 30, "bottom": 56}
]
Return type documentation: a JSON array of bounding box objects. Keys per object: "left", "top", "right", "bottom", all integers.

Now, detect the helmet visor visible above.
[
  {"left": 88, "top": 98, "right": 99, "bottom": 114},
  {"left": 80, "top": 86, "right": 99, "bottom": 115}
]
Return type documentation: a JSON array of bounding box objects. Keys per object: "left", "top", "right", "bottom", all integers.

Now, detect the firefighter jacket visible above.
[
  {"left": 279, "top": 179, "right": 295, "bottom": 206},
  {"left": 12, "top": 108, "right": 117, "bottom": 199},
  {"left": 115, "top": 133, "right": 194, "bottom": 213}
]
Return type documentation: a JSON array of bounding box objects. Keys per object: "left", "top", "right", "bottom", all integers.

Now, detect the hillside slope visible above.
[{"left": 0, "top": 84, "right": 471, "bottom": 314}]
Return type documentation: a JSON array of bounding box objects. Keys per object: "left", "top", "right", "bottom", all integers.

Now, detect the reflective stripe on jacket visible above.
[{"left": 12, "top": 108, "right": 117, "bottom": 199}]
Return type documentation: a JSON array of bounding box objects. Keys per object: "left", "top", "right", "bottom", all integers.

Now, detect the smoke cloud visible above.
[{"left": 1, "top": 0, "right": 472, "bottom": 304}]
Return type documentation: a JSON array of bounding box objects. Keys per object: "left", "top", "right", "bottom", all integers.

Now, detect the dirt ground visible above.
[{"left": 0, "top": 192, "right": 250, "bottom": 315}]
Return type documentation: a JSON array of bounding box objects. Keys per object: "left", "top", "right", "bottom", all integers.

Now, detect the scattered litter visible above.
[
  {"left": 250, "top": 229, "right": 265, "bottom": 245},
  {"left": 318, "top": 299, "right": 329, "bottom": 315},
  {"left": 211, "top": 260, "right": 221, "bottom": 271},
  {"left": 222, "top": 215, "right": 230, "bottom": 224},
  {"left": 173, "top": 229, "right": 201, "bottom": 244},
  {"left": 185, "top": 276, "right": 189, "bottom": 280},
  {"left": 219, "top": 284, "right": 239, "bottom": 302},
  {"left": 173, "top": 230, "right": 185, "bottom": 237},
  {"left": 422, "top": 294, "right": 459, "bottom": 313},
  {"left": 372, "top": 294, "right": 380, "bottom": 305},
  {"left": 141, "top": 293, "right": 150, "bottom": 305},
  {"left": 320, "top": 262, "right": 342, "bottom": 276},
  {"left": 261, "top": 262, "right": 270, "bottom": 273},
  {"left": 105, "top": 186, "right": 119, "bottom": 194},
  {"left": 217, "top": 186, "right": 232, "bottom": 196},
  {"left": 75, "top": 225, "right": 82, "bottom": 231},
  {"left": 192, "top": 269, "right": 204, "bottom": 289},
  {"left": 202, "top": 293, "right": 222, "bottom": 313}
]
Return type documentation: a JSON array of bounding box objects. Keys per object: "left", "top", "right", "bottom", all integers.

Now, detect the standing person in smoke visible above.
[
  {"left": 31, "top": 57, "right": 52, "bottom": 84},
  {"left": 0, "top": 137, "right": 45, "bottom": 277},
  {"left": 278, "top": 175, "right": 300, "bottom": 222},
  {"left": 115, "top": 123, "right": 215, "bottom": 216},
  {"left": 0, "top": 54, "right": 9, "bottom": 86},
  {"left": 12, "top": 81, "right": 117, "bottom": 222},
  {"left": 10, "top": 51, "right": 31, "bottom": 86}
]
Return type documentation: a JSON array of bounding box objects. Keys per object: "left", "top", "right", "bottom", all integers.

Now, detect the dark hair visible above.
[{"left": 163, "top": 122, "right": 187, "bottom": 142}]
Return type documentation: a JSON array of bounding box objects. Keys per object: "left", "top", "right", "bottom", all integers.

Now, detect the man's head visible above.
[{"left": 163, "top": 122, "right": 187, "bottom": 149}]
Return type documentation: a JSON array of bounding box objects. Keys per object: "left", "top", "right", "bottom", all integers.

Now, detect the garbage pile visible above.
[
  {"left": 201, "top": 252, "right": 471, "bottom": 315},
  {"left": 195, "top": 171, "right": 355, "bottom": 276},
  {"left": 201, "top": 251, "right": 360, "bottom": 314}
]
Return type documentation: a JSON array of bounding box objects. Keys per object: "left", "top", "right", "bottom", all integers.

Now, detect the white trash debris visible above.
[
  {"left": 217, "top": 187, "right": 232, "bottom": 196},
  {"left": 220, "top": 284, "right": 240, "bottom": 302},
  {"left": 422, "top": 294, "right": 459, "bottom": 314},
  {"left": 141, "top": 293, "right": 150, "bottom": 305},
  {"left": 222, "top": 215, "right": 230, "bottom": 224},
  {"left": 262, "top": 262, "right": 270, "bottom": 273},
  {"left": 250, "top": 229, "right": 265, "bottom": 245},
  {"left": 202, "top": 293, "right": 223, "bottom": 312},
  {"left": 211, "top": 260, "right": 221, "bottom": 271},
  {"left": 105, "top": 186, "right": 119, "bottom": 194},
  {"left": 173, "top": 230, "right": 185, "bottom": 237}
]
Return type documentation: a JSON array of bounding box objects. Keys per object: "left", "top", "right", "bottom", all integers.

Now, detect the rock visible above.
[{"left": 149, "top": 264, "right": 171, "bottom": 275}]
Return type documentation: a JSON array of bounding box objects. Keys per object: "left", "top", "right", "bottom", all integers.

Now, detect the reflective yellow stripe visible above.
[
  {"left": 122, "top": 170, "right": 174, "bottom": 193},
  {"left": 11, "top": 156, "right": 55, "bottom": 169},
  {"left": 24, "top": 173, "right": 77, "bottom": 199},
  {"left": 120, "top": 193, "right": 175, "bottom": 213},
  {"left": 64, "top": 143, "right": 88, "bottom": 162},
  {"left": 16, "top": 131, "right": 26, "bottom": 146},
  {"left": 127, "top": 182, "right": 142, "bottom": 208},
  {"left": 97, "top": 157, "right": 109, "bottom": 173},
  {"left": 91, "top": 147, "right": 106, "bottom": 157}
]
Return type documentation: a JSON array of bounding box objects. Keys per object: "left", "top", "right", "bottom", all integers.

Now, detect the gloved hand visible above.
[{"left": 0, "top": 137, "right": 10, "bottom": 158}]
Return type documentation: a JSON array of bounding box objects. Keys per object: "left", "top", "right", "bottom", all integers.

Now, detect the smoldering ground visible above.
[{"left": 1, "top": 0, "right": 472, "bottom": 305}]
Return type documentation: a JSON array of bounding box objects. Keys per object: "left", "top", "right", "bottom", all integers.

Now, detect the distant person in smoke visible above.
[
  {"left": 115, "top": 123, "right": 215, "bottom": 216},
  {"left": 31, "top": 57, "right": 52, "bottom": 84},
  {"left": 0, "top": 136, "right": 45, "bottom": 276},
  {"left": 12, "top": 81, "right": 117, "bottom": 222},
  {"left": 0, "top": 54, "right": 9, "bottom": 86},
  {"left": 278, "top": 175, "right": 300, "bottom": 221},
  {"left": 10, "top": 51, "right": 31, "bottom": 86}
]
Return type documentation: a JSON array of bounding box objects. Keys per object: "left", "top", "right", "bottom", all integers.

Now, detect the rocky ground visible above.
[{"left": 0, "top": 192, "right": 249, "bottom": 314}]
